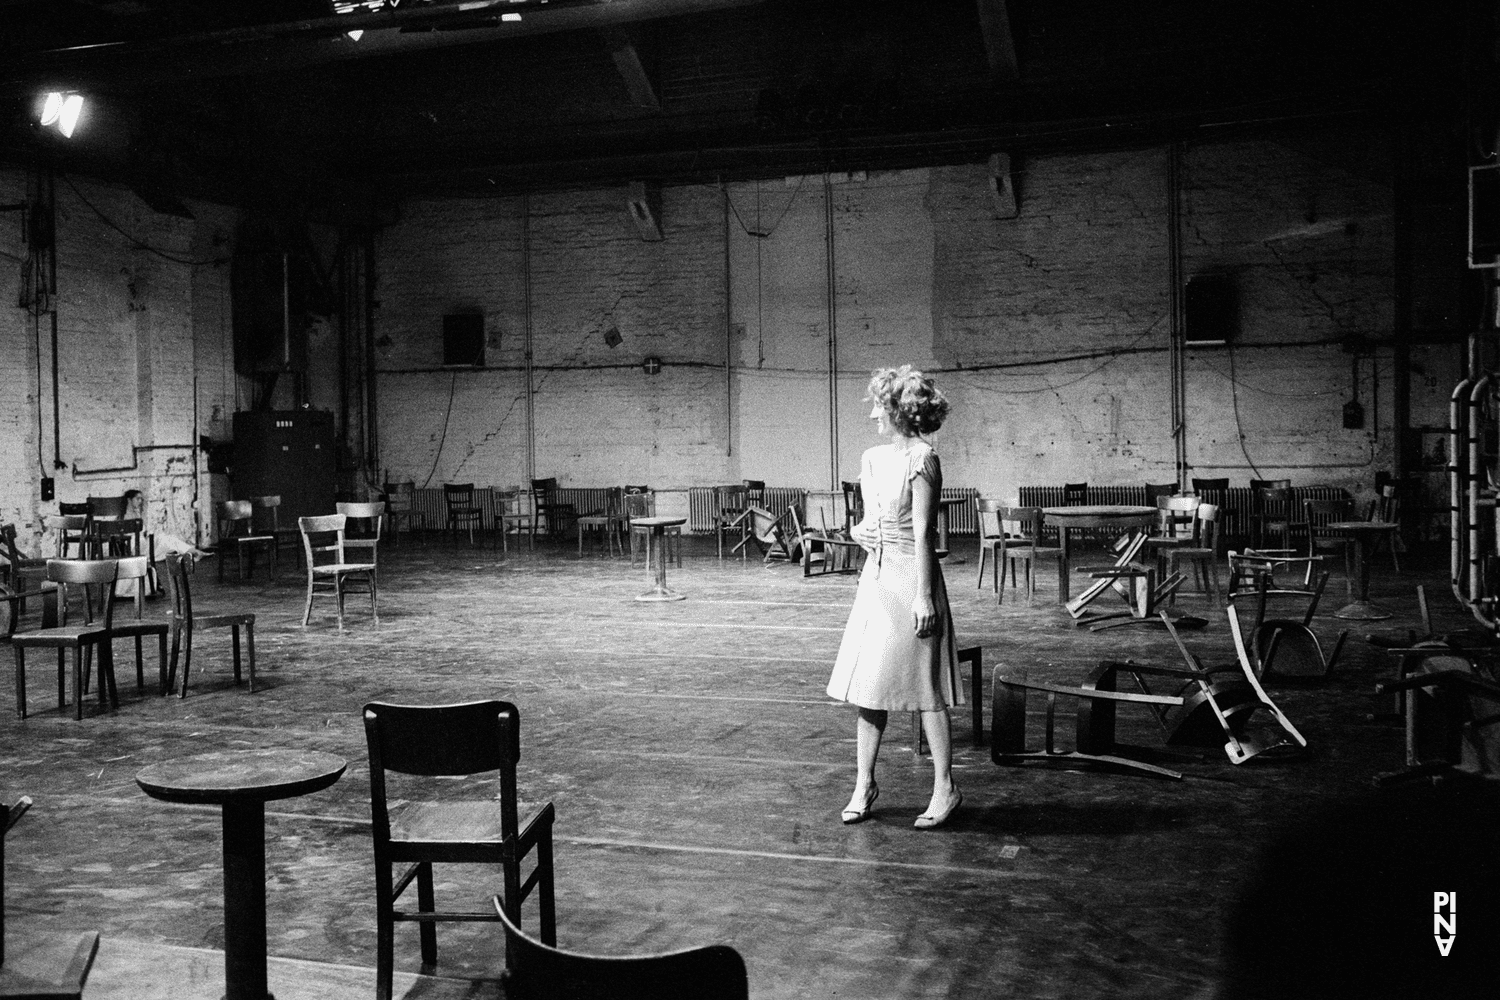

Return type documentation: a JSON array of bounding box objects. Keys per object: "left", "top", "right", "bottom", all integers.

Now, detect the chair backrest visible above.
[
  {"left": 624, "top": 492, "right": 656, "bottom": 520},
  {"left": 976, "top": 497, "right": 1004, "bottom": 538},
  {"left": 383, "top": 481, "right": 416, "bottom": 514},
  {"left": 624, "top": 484, "right": 650, "bottom": 495},
  {"left": 1253, "top": 485, "right": 1295, "bottom": 516},
  {"left": 1144, "top": 482, "right": 1179, "bottom": 505},
  {"left": 742, "top": 480, "right": 766, "bottom": 505},
  {"left": 529, "top": 479, "right": 558, "bottom": 507},
  {"left": 492, "top": 895, "right": 748, "bottom": 1000},
  {"left": 47, "top": 558, "right": 119, "bottom": 628},
  {"left": 219, "top": 500, "right": 253, "bottom": 532},
  {"left": 86, "top": 495, "right": 128, "bottom": 520},
  {"left": 1191, "top": 477, "right": 1229, "bottom": 498},
  {"left": 363, "top": 700, "right": 523, "bottom": 843},
  {"left": 1195, "top": 503, "right": 1220, "bottom": 550},
  {"left": 58, "top": 501, "right": 89, "bottom": 517},
  {"left": 1304, "top": 498, "right": 1353, "bottom": 528},
  {"left": 112, "top": 555, "right": 151, "bottom": 620},
  {"left": 997, "top": 506, "right": 1044, "bottom": 542},
  {"left": 299, "top": 514, "right": 347, "bottom": 567},
  {"left": 0, "top": 523, "right": 25, "bottom": 568},
  {"left": 165, "top": 553, "right": 194, "bottom": 623},
  {"left": 713, "top": 483, "right": 747, "bottom": 514},
  {"left": 249, "top": 495, "right": 282, "bottom": 533},
  {"left": 1063, "top": 482, "right": 1089, "bottom": 506},
  {"left": 841, "top": 480, "right": 864, "bottom": 526},
  {"left": 445, "top": 483, "right": 477, "bottom": 507},
  {"left": 42, "top": 514, "right": 88, "bottom": 557},
  {"left": 1369, "top": 484, "right": 1399, "bottom": 523},
  {"left": 336, "top": 502, "right": 385, "bottom": 542},
  {"left": 1156, "top": 495, "right": 1201, "bottom": 538}
]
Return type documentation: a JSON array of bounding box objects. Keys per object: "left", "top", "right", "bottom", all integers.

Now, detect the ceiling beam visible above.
[
  {"left": 601, "top": 26, "right": 660, "bottom": 110},
  {"left": 975, "top": 0, "right": 1019, "bottom": 81}
]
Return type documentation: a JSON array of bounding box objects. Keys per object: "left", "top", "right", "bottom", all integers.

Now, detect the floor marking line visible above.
[
  {"left": 599, "top": 691, "right": 837, "bottom": 706},
  {"left": 559, "top": 836, "right": 1037, "bottom": 879}
]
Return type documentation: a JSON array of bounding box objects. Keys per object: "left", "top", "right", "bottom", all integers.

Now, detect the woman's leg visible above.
[
  {"left": 843, "top": 708, "right": 887, "bottom": 815},
  {"left": 918, "top": 709, "right": 962, "bottom": 821}
]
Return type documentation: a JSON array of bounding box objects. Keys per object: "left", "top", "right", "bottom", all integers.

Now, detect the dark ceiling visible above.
[{"left": 0, "top": 0, "right": 1487, "bottom": 218}]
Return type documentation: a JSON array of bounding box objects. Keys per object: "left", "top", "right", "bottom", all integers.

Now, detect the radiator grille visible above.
[
  {"left": 1016, "top": 484, "right": 1350, "bottom": 538},
  {"left": 940, "top": 488, "right": 979, "bottom": 536}
]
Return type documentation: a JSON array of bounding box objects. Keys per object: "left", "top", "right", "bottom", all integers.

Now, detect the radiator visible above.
[
  {"left": 940, "top": 488, "right": 979, "bottom": 536},
  {"left": 1016, "top": 484, "right": 1351, "bottom": 539}
]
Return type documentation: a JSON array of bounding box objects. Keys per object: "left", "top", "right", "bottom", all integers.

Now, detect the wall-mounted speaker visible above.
[
  {"left": 988, "top": 152, "right": 1019, "bottom": 219},
  {"left": 442, "top": 313, "right": 485, "bottom": 367},
  {"left": 1184, "top": 274, "right": 1235, "bottom": 346},
  {"left": 627, "top": 181, "right": 664, "bottom": 241}
]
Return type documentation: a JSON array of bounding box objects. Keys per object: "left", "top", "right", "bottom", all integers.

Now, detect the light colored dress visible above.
[{"left": 825, "top": 439, "right": 963, "bottom": 712}]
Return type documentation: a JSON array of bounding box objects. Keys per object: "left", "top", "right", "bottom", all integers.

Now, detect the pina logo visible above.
[{"left": 1434, "top": 892, "right": 1456, "bottom": 956}]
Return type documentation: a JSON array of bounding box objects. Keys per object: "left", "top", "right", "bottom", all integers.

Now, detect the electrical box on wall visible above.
[
  {"left": 442, "top": 314, "right": 485, "bottom": 367},
  {"left": 231, "top": 411, "right": 335, "bottom": 526}
]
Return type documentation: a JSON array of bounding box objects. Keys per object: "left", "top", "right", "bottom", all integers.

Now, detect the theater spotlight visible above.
[{"left": 40, "top": 92, "right": 84, "bottom": 138}]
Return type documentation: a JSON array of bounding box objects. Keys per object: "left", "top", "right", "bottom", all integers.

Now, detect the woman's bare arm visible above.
[{"left": 909, "top": 454, "right": 941, "bottom": 636}]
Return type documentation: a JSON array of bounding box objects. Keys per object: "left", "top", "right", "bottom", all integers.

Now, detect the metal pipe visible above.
[
  {"left": 1467, "top": 375, "right": 1491, "bottom": 611},
  {"left": 1452, "top": 376, "right": 1474, "bottom": 605},
  {"left": 722, "top": 181, "right": 732, "bottom": 458},
  {"left": 523, "top": 193, "right": 535, "bottom": 485},
  {"left": 824, "top": 172, "right": 839, "bottom": 492}
]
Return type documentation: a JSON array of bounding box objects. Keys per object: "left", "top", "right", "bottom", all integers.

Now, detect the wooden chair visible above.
[
  {"left": 10, "top": 558, "right": 121, "bottom": 720},
  {"left": 164, "top": 553, "right": 255, "bottom": 697},
  {"left": 1, "top": 796, "right": 100, "bottom": 998},
  {"left": 443, "top": 484, "right": 484, "bottom": 546},
  {"left": 625, "top": 489, "right": 680, "bottom": 569},
  {"left": 790, "top": 507, "right": 863, "bottom": 576},
  {"left": 216, "top": 500, "right": 277, "bottom": 583},
  {"left": 713, "top": 482, "right": 756, "bottom": 560},
  {"left": 995, "top": 505, "right": 1060, "bottom": 605},
  {"left": 45, "top": 512, "right": 89, "bottom": 561},
  {"left": 298, "top": 514, "right": 377, "bottom": 628},
  {"left": 529, "top": 478, "right": 576, "bottom": 541},
  {"left": 1228, "top": 564, "right": 1348, "bottom": 680},
  {"left": 1373, "top": 651, "right": 1500, "bottom": 785},
  {"left": 1248, "top": 480, "right": 1293, "bottom": 550},
  {"left": 102, "top": 555, "right": 169, "bottom": 699},
  {"left": 363, "top": 700, "right": 557, "bottom": 1000},
  {"left": 1302, "top": 498, "right": 1355, "bottom": 597},
  {"left": 492, "top": 895, "right": 746, "bottom": 1000},
  {"left": 841, "top": 480, "right": 864, "bottom": 533},
  {"left": 1062, "top": 482, "right": 1088, "bottom": 505},
  {"left": 1366, "top": 484, "right": 1403, "bottom": 573},
  {"left": 1143, "top": 495, "right": 1200, "bottom": 577},
  {"left": 1143, "top": 482, "right": 1179, "bottom": 505},
  {"left": 382, "top": 481, "right": 423, "bottom": 546},
  {"left": 1190, "top": 476, "right": 1231, "bottom": 537},
  {"left": 1162, "top": 503, "right": 1224, "bottom": 605},
  {"left": 974, "top": 498, "right": 1008, "bottom": 593},
  {"left": 742, "top": 505, "right": 801, "bottom": 565},
  {"left": 336, "top": 501, "right": 385, "bottom": 568},
  {"left": 576, "top": 487, "right": 624, "bottom": 557},
  {"left": 497, "top": 490, "right": 534, "bottom": 554},
  {"left": 0, "top": 524, "right": 49, "bottom": 616}
]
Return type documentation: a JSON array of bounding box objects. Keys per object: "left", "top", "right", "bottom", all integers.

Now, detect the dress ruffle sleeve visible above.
[{"left": 906, "top": 444, "right": 941, "bottom": 487}]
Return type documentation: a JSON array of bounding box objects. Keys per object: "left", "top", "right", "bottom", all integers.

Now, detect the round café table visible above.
[
  {"left": 136, "top": 749, "right": 347, "bottom": 1000},
  {"left": 1322, "top": 520, "right": 1401, "bottom": 620},
  {"left": 1041, "top": 505, "right": 1158, "bottom": 604},
  {"left": 633, "top": 515, "right": 688, "bottom": 602}
]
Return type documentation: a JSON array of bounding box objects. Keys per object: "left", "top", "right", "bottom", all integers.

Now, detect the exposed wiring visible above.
[
  {"left": 1225, "top": 341, "right": 1264, "bottom": 479},
  {"left": 61, "top": 175, "right": 227, "bottom": 267},
  {"left": 420, "top": 373, "right": 458, "bottom": 489},
  {"left": 724, "top": 175, "right": 805, "bottom": 239}
]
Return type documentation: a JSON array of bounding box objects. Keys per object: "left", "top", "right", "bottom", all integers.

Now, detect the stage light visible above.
[
  {"left": 40, "top": 92, "right": 84, "bottom": 138},
  {"left": 347, "top": 29, "right": 364, "bottom": 40}
]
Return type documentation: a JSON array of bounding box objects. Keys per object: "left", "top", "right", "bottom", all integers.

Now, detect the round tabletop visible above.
[
  {"left": 136, "top": 749, "right": 347, "bottom": 806},
  {"left": 1323, "top": 521, "right": 1400, "bottom": 533},
  {"left": 632, "top": 516, "right": 686, "bottom": 528},
  {"left": 1042, "top": 505, "right": 1156, "bottom": 517}
]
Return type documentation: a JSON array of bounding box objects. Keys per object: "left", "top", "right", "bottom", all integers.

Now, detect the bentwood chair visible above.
[
  {"left": 1303, "top": 498, "right": 1356, "bottom": 598},
  {"left": 48, "top": 511, "right": 90, "bottom": 559},
  {"left": 103, "top": 555, "right": 170, "bottom": 698},
  {"left": 363, "top": 700, "right": 557, "bottom": 1000},
  {"left": 298, "top": 514, "right": 378, "bottom": 628},
  {"left": 443, "top": 484, "right": 484, "bottom": 547},
  {"left": 382, "top": 481, "right": 423, "bottom": 545},
  {"left": 996, "top": 506, "right": 1060, "bottom": 604},
  {"left": 493, "top": 896, "right": 747, "bottom": 1000},
  {"left": 1163, "top": 504, "right": 1224, "bottom": 605},
  {"left": 576, "top": 488, "right": 624, "bottom": 557},
  {"left": 164, "top": 553, "right": 255, "bottom": 697},
  {"left": 11, "top": 558, "right": 120, "bottom": 720},
  {"left": 1144, "top": 495, "right": 1201, "bottom": 576},
  {"left": 530, "top": 479, "right": 577, "bottom": 541},
  {"left": 1248, "top": 480, "right": 1293, "bottom": 550},
  {"left": 337, "top": 501, "right": 385, "bottom": 566},
  {"left": 1144, "top": 482, "right": 1179, "bottom": 505},
  {"left": 216, "top": 500, "right": 278, "bottom": 583},
  {"left": 0, "top": 524, "right": 49, "bottom": 615},
  {"left": 1366, "top": 484, "right": 1404, "bottom": 573}
]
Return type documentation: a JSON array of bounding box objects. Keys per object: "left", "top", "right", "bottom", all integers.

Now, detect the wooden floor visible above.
[{"left": 0, "top": 531, "right": 1469, "bottom": 998}]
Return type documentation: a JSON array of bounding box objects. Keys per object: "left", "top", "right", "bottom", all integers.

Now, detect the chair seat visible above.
[
  {"left": 391, "top": 800, "right": 508, "bottom": 844},
  {"left": 111, "top": 618, "right": 171, "bottom": 637},
  {"left": 311, "top": 563, "right": 377, "bottom": 576},
  {"left": 11, "top": 623, "right": 108, "bottom": 645},
  {"left": 1007, "top": 545, "right": 1061, "bottom": 560},
  {"left": 190, "top": 610, "right": 256, "bottom": 629},
  {"left": 234, "top": 533, "right": 277, "bottom": 545}
]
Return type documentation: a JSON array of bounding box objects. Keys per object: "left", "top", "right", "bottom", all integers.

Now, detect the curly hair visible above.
[{"left": 866, "top": 365, "right": 949, "bottom": 437}]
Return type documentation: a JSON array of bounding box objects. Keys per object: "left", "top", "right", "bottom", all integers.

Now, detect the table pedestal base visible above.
[
  {"left": 1334, "top": 600, "right": 1392, "bottom": 621},
  {"left": 635, "top": 587, "right": 687, "bottom": 603},
  {"left": 223, "top": 800, "right": 272, "bottom": 1000}
]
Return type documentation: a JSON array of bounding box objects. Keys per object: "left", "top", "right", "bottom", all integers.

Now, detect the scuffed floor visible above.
[{"left": 0, "top": 533, "right": 1446, "bottom": 998}]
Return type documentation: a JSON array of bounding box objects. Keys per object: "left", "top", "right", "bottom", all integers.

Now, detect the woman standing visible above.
[{"left": 826, "top": 366, "right": 964, "bottom": 829}]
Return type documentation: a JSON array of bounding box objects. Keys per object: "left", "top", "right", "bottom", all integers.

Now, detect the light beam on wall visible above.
[{"left": 40, "top": 92, "right": 84, "bottom": 138}]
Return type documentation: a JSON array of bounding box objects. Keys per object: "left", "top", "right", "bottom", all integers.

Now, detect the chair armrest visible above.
[
  {"left": 1377, "top": 669, "right": 1500, "bottom": 700},
  {"left": 5, "top": 794, "right": 33, "bottom": 833},
  {"left": 516, "top": 800, "right": 555, "bottom": 853}
]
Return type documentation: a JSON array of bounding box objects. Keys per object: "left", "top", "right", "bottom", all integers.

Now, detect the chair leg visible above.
[
  {"left": 375, "top": 868, "right": 396, "bottom": 1000},
  {"left": 178, "top": 623, "right": 194, "bottom": 698},
  {"left": 232, "top": 625, "right": 242, "bottom": 684},
  {"left": 73, "top": 648, "right": 84, "bottom": 720},
  {"left": 14, "top": 646, "right": 26, "bottom": 719},
  {"left": 246, "top": 621, "right": 256, "bottom": 693},
  {"left": 335, "top": 577, "right": 345, "bottom": 630},
  {"left": 134, "top": 635, "right": 146, "bottom": 693},
  {"left": 976, "top": 547, "right": 988, "bottom": 590},
  {"left": 369, "top": 572, "right": 379, "bottom": 624},
  {"left": 303, "top": 574, "right": 315, "bottom": 626},
  {"left": 416, "top": 862, "right": 438, "bottom": 967}
]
